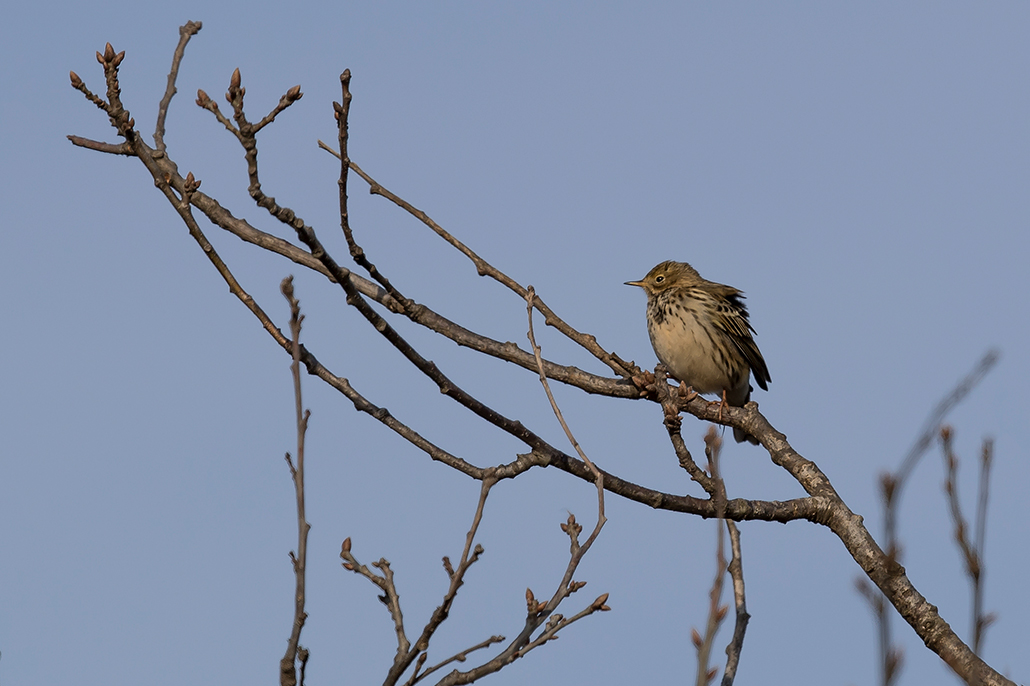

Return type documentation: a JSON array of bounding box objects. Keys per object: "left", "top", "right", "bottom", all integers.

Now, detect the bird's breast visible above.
[{"left": 645, "top": 294, "right": 747, "bottom": 398}]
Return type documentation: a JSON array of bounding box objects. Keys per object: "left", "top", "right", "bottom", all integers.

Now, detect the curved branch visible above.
[{"left": 67, "top": 29, "right": 1015, "bottom": 686}]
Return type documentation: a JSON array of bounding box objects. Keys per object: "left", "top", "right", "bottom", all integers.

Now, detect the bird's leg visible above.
[{"left": 718, "top": 389, "right": 728, "bottom": 422}]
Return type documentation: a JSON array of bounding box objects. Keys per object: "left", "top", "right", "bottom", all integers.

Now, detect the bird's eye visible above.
[{"left": 654, "top": 275, "right": 665, "bottom": 284}]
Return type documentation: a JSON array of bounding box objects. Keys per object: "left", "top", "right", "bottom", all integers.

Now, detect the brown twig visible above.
[
  {"left": 693, "top": 429, "right": 729, "bottom": 686},
  {"left": 332, "top": 74, "right": 411, "bottom": 309},
  {"left": 525, "top": 286, "right": 605, "bottom": 499},
  {"left": 280, "top": 276, "right": 312, "bottom": 686},
  {"left": 858, "top": 350, "right": 998, "bottom": 686},
  {"left": 154, "top": 20, "right": 202, "bottom": 152},
  {"left": 340, "top": 538, "right": 410, "bottom": 662},
  {"left": 340, "top": 478, "right": 496, "bottom": 686},
  {"left": 855, "top": 577, "right": 902, "bottom": 686},
  {"left": 405, "top": 635, "right": 505, "bottom": 686},
  {"left": 721, "top": 520, "right": 749, "bottom": 686},
  {"left": 973, "top": 439, "right": 995, "bottom": 653},
  {"left": 432, "top": 510, "right": 611, "bottom": 685},
  {"left": 655, "top": 373, "right": 718, "bottom": 495},
  {"left": 68, "top": 29, "right": 1016, "bottom": 686},
  {"left": 319, "top": 141, "right": 637, "bottom": 379},
  {"left": 941, "top": 427, "right": 995, "bottom": 655},
  {"left": 400, "top": 478, "right": 494, "bottom": 684}
]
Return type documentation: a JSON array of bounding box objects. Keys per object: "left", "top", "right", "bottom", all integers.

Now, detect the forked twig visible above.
[
  {"left": 941, "top": 427, "right": 995, "bottom": 655},
  {"left": 318, "top": 141, "right": 637, "bottom": 379},
  {"left": 859, "top": 350, "right": 998, "bottom": 686},
  {"left": 67, "top": 27, "right": 1016, "bottom": 686}
]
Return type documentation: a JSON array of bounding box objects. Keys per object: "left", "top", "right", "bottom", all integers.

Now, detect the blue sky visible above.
[{"left": 2, "top": 3, "right": 1028, "bottom": 684}]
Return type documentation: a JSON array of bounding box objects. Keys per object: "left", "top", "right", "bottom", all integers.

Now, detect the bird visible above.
[{"left": 625, "top": 260, "right": 770, "bottom": 443}]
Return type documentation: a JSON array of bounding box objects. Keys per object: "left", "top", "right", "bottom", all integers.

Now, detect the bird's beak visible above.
[{"left": 624, "top": 279, "right": 645, "bottom": 288}]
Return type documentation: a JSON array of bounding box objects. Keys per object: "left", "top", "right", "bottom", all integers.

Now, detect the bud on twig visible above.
[{"left": 526, "top": 588, "right": 545, "bottom": 614}]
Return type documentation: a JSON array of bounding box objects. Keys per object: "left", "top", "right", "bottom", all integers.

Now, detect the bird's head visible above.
[{"left": 625, "top": 261, "right": 701, "bottom": 296}]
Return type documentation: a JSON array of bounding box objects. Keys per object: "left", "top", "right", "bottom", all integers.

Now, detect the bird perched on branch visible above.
[{"left": 626, "top": 260, "right": 770, "bottom": 444}]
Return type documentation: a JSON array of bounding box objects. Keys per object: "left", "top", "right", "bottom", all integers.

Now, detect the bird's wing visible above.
[{"left": 710, "top": 287, "right": 771, "bottom": 391}]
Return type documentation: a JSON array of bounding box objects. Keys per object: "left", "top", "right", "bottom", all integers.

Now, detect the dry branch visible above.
[{"left": 66, "top": 24, "right": 1015, "bottom": 686}]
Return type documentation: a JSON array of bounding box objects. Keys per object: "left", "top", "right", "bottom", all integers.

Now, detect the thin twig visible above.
[
  {"left": 396, "top": 479, "right": 494, "bottom": 685},
  {"left": 721, "top": 520, "right": 749, "bottom": 686},
  {"left": 340, "top": 541, "right": 410, "bottom": 661},
  {"left": 973, "top": 438, "right": 994, "bottom": 653},
  {"left": 332, "top": 74, "right": 410, "bottom": 309},
  {"left": 860, "top": 350, "right": 998, "bottom": 686},
  {"left": 891, "top": 350, "right": 999, "bottom": 503},
  {"left": 655, "top": 375, "right": 717, "bottom": 495},
  {"left": 407, "top": 635, "right": 505, "bottom": 685},
  {"left": 280, "top": 276, "right": 311, "bottom": 686},
  {"left": 319, "top": 141, "right": 637, "bottom": 379},
  {"left": 70, "top": 31, "right": 1016, "bottom": 686},
  {"left": 694, "top": 428, "right": 728, "bottom": 686},
  {"left": 941, "top": 427, "right": 995, "bottom": 655},
  {"left": 154, "top": 20, "right": 202, "bottom": 152}
]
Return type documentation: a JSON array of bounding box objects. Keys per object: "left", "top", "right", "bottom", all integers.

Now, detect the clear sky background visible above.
[{"left": 2, "top": 3, "right": 1027, "bottom": 685}]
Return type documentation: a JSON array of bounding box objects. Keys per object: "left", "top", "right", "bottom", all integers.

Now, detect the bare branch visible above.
[
  {"left": 941, "top": 427, "right": 995, "bottom": 655},
  {"left": 154, "top": 20, "right": 202, "bottom": 151},
  {"left": 694, "top": 429, "right": 728, "bottom": 686},
  {"left": 254, "top": 84, "right": 304, "bottom": 133},
  {"left": 655, "top": 374, "right": 716, "bottom": 495},
  {"left": 340, "top": 539, "right": 411, "bottom": 661},
  {"left": 68, "top": 31, "right": 1015, "bottom": 686},
  {"left": 394, "top": 479, "right": 495, "bottom": 684},
  {"left": 332, "top": 74, "right": 411, "bottom": 309},
  {"left": 67, "top": 134, "right": 135, "bottom": 156},
  {"left": 408, "top": 635, "right": 505, "bottom": 686},
  {"left": 721, "top": 520, "right": 749, "bottom": 686},
  {"left": 893, "top": 350, "right": 999, "bottom": 499},
  {"left": 279, "top": 276, "right": 312, "bottom": 686},
  {"left": 974, "top": 439, "right": 995, "bottom": 653},
  {"left": 320, "top": 141, "right": 638, "bottom": 379},
  {"left": 858, "top": 350, "right": 998, "bottom": 686}
]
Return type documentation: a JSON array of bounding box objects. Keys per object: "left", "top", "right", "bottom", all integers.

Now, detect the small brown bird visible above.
[{"left": 626, "top": 261, "right": 770, "bottom": 443}]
